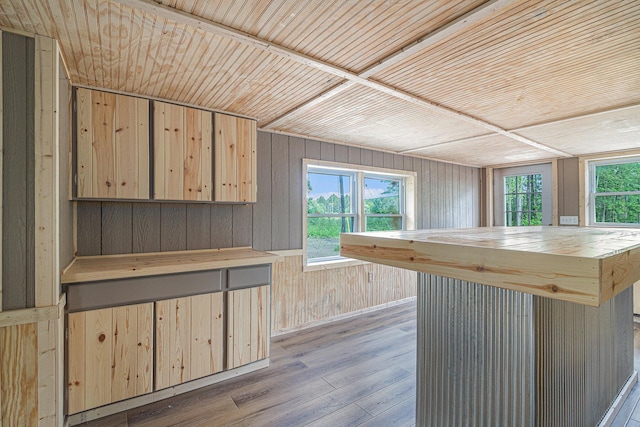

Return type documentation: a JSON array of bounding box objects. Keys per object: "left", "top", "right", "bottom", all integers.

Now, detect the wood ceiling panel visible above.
[
  {"left": 271, "top": 84, "right": 490, "bottom": 152},
  {"left": 516, "top": 106, "right": 640, "bottom": 156},
  {"left": 0, "top": 0, "right": 339, "bottom": 123},
  {"left": 410, "top": 135, "right": 556, "bottom": 167},
  {"left": 374, "top": 0, "right": 640, "bottom": 129},
  {"left": 158, "top": 0, "right": 488, "bottom": 73}
]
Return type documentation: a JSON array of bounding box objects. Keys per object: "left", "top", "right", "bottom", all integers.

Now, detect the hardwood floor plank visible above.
[
  {"left": 357, "top": 396, "right": 416, "bottom": 427},
  {"left": 305, "top": 403, "right": 373, "bottom": 427},
  {"left": 356, "top": 374, "right": 416, "bottom": 417}
]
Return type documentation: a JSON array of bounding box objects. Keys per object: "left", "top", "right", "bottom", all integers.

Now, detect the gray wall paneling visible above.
[
  {"left": 160, "top": 203, "right": 187, "bottom": 251},
  {"left": 2, "top": 33, "right": 35, "bottom": 310},
  {"left": 210, "top": 204, "right": 233, "bottom": 248},
  {"left": 76, "top": 202, "right": 102, "bottom": 256},
  {"left": 253, "top": 132, "right": 271, "bottom": 251},
  {"left": 132, "top": 203, "right": 161, "bottom": 253},
  {"left": 232, "top": 205, "right": 252, "bottom": 247},
  {"left": 305, "top": 138, "right": 321, "bottom": 160},
  {"left": 360, "top": 149, "right": 373, "bottom": 166},
  {"left": 102, "top": 202, "right": 133, "bottom": 255},
  {"left": 558, "top": 157, "right": 580, "bottom": 217},
  {"left": 334, "top": 144, "right": 348, "bottom": 163},
  {"left": 288, "top": 137, "right": 305, "bottom": 249},
  {"left": 186, "top": 204, "right": 211, "bottom": 250},
  {"left": 320, "top": 141, "right": 334, "bottom": 161},
  {"left": 348, "top": 146, "right": 361, "bottom": 165},
  {"left": 271, "top": 134, "right": 290, "bottom": 250}
]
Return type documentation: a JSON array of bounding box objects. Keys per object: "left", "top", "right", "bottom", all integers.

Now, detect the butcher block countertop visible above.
[
  {"left": 62, "top": 247, "right": 279, "bottom": 284},
  {"left": 340, "top": 226, "right": 640, "bottom": 306}
]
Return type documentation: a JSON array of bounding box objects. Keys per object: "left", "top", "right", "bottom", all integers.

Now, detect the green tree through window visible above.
[{"left": 591, "top": 159, "right": 640, "bottom": 225}]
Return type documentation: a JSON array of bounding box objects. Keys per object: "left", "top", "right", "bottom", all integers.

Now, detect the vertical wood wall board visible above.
[
  {"left": 154, "top": 299, "right": 170, "bottom": 390},
  {"left": 372, "top": 151, "right": 384, "bottom": 168},
  {"left": 304, "top": 138, "right": 321, "bottom": 160},
  {"left": 348, "top": 146, "right": 361, "bottom": 165},
  {"left": 58, "top": 63, "right": 74, "bottom": 271},
  {"left": 132, "top": 203, "right": 161, "bottom": 253},
  {"left": 186, "top": 204, "right": 211, "bottom": 250},
  {"left": 136, "top": 98, "right": 150, "bottom": 200},
  {"left": 0, "top": 323, "right": 38, "bottom": 426},
  {"left": 360, "top": 149, "right": 373, "bottom": 166},
  {"left": 334, "top": 144, "right": 348, "bottom": 163},
  {"left": 76, "top": 202, "right": 102, "bottom": 256},
  {"left": 414, "top": 159, "right": 424, "bottom": 228},
  {"left": 153, "top": 101, "right": 166, "bottom": 199},
  {"left": 210, "top": 204, "right": 233, "bottom": 249},
  {"left": 167, "top": 103, "right": 185, "bottom": 200},
  {"left": 253, "top": 131, "right": 271, "bottom": 251},
  {"left": 271, "top": 134, "right": 290, "bottom": 250},
  {"left": 384, "top": 152, "right": 394, "bottom": 169},
  {"left": 92, "top": 90, "right": 116, "bottom": 198},
  {"left": 101, "top": 202, "right": 133, "bottom": 255},
  {"left": 211, "top": 292, "right": 224, "bottom": 374},
  {"left": 184, "top": 108, "right": 202, "bottom": 201},
  {"left": 320, "top": 141, "right": 334, "bottom": 161},
  {"left": 172, "top": 297, "right": 191, "bottom": 386},
  {"left": 75, "top": 88, "right": 92, "bottom": 198},
  {"left": 34, "top": 34, "right": 59, "bottom": 308},
  {"left": 289, "top": 137, "right": 305, "bottom": 249},
  {"left": 232, "top": 205, "right": 253, "bottom": 247},
  {"left": 160, "top": 203, "right": 187, "bottom": 252},
  {"left": 2, "top": 32, "right": 34, "bottom": 310},
  {"left": 250, "top": 286, "right": 259, "bottom": 361}
]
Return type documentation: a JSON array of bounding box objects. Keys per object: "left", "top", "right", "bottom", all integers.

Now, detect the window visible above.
[
  {"left": 589, "top": 157, "right": 640, "bottom": 226},
  {"left": 493, "top": 163, "right": 552, "bottom": 227},
  {"left": 305, "top": 161, "right": 415, "bottom": 265},
  {"left": 504, "top": 174, "right": 543, "bottom": 226}
]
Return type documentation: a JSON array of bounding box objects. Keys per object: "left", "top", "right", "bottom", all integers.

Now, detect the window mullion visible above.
[{"left": 357, "top": 171, "right": 365, "bottom": 232}]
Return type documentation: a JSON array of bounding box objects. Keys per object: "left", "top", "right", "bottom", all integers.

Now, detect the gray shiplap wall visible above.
[
  {"left": 2, "top": 32, "right": 35, "bottom": 310},
  {"left": 76, "top": 131, "right": 481, "bottom": 255},
  {"left": 557, "top": 157, "right": 580, "bottom": 218}
]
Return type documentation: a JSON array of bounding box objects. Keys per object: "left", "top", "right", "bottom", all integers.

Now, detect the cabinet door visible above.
[
  {"left": 67, "top": 303, "right": 153, "bottom": 414},
  {"left": 155, "top": 293, "right": 224, "bottom": 390},
  {"left": 76, "top": 88, "right": 149, "bottom": 199},
  {"left": 153, "top": 102, "right": 212, "bottom": 201},
  {"left": 214, "top": 113, "right": 257, "bottom": 202},
  {"left": 227, "top": 285, "right": 270, "bottom": 369}
]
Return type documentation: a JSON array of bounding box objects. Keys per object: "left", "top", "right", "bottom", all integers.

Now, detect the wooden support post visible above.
[
  {"left": 0, "top": 29, "right": 3, "bottom": 313},
  {"left": 34, "top": 34, "right": 61, "bottom": 427}
]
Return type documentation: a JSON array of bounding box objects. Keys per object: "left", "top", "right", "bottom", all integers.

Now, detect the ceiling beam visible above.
[
  {"left": 262, "top": 0, "right": 516, "bottom": 129},
  {"left": 114, "top": 0, "right": 571, "bottom": 158}
]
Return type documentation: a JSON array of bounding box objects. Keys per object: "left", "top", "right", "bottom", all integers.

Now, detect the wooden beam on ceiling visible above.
[{"left": 114, "top": 0, "right": 571, "bottom": 158}]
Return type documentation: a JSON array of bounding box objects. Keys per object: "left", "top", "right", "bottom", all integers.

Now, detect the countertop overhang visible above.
[
  {"left": 340, "top": 226, "right": 640, "bottom": 306},
  {"left": 61, "top": 247, "right": 279, "bottom": 284}
]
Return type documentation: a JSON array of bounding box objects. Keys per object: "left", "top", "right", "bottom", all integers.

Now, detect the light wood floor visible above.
[{"left": 79, "top": 301, "right": 418, "bottom": 427}]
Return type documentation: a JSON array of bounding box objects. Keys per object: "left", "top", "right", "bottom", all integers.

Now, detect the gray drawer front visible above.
[
  {"left": 66, "top": 269, "right": 222, "bottom": 312},
  {"left": 227, "top": 265, "right": 271, "bottom": 290}
]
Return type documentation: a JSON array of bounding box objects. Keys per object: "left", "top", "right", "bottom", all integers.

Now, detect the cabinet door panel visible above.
[
  {"left": 227, "top": 285, "right": 270, "bottom": 369},
  {"left": 76, "top": 88, "right": 149, "bottom": 199},
  {"left": 155, "top": 293, "right": 223, "bottom": 389},
  {"left": 67, "top": 303, "right": 153, "bottom": 414},
  {"left": 214, "top": 113, "right": 257, "bottom": 203},
  {"left": 154, "top": 102, "right": 212, "bottom": 201}
]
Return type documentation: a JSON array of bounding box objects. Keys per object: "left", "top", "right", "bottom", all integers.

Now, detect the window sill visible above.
[{"left": 303, "top": 258, "right": 370, "bottom": 272}]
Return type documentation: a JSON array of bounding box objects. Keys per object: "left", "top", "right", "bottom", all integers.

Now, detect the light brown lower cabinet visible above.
[
  {"left": 67, "top": 303, "right": 154, "bottom": 414},
  {"left": 155, "top": 293, "right": 224, "bottom": 390},
  {"left": 227, "top": 285, "right": 270, "bottom": 369}
]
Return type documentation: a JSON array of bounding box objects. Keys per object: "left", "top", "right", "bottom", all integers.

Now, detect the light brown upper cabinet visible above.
[
  {"left": 76, "top": 88, "right": 150, "bottom": 199},
  {"left": 214, "top": 113, "right": 257, "bottom": 203},
  {"left": 153, "top": 101, "right": 213, "bottom": 201}
]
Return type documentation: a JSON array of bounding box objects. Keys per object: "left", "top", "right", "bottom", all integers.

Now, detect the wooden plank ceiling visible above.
[{"left": 1, "top": 0, "right": 638, "bottom": 167}]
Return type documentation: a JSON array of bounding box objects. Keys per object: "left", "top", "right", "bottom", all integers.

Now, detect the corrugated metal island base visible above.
[{"left": 340, "top": 226, "right": 640, "bottom": 427}]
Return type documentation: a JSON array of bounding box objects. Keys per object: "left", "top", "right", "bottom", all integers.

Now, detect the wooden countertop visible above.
[
  {"left": 61, "top": 247, "right": 279, "bottom": 284},
  {"left": 340, "top": 226, "right": 640, "bottom": 306}
]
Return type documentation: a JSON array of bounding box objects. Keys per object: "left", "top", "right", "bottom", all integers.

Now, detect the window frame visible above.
[
  {"left": 588, "top": 156, "right": 640, "bottom": 227},
  {"left": 303, "top": 159, "right": 416, "bottom": 270}
]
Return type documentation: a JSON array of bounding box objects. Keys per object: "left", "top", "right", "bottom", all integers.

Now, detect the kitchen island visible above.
[{"left": 340, "top": 226, "right": 640, "bottom": 426}]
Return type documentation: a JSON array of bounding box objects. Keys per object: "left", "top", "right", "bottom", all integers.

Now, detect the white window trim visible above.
[
  {"left": 585, "top": 155, "right": 640, "bottom": 227},
  {"left": 302, "top": 159, "right": 416, "bottom": 270}
]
